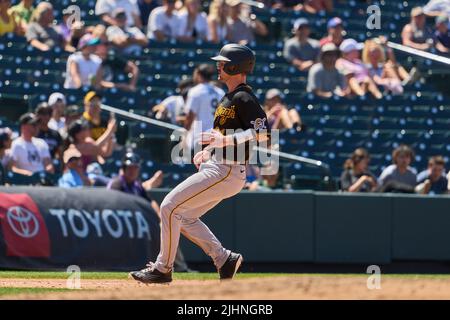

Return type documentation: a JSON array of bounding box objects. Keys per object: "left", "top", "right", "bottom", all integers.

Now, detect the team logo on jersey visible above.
[
  {"left": 251, "top": 118, "right": 267, "bottom": 130},
  {"left": 215, "top": 105, "right": 236, "bottom": 125}
]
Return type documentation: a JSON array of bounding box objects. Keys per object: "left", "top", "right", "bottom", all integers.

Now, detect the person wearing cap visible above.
[
  {"left": 434, "top": 15, "right": 450, "bottom": 53},
  {"left": 10, "top": 113, "right": 54, "bottom": 176},
  {"left": 183, "top": 64, "right": 225, "bottom": 150},
  {"left": 337, "top": 38, "right": 382, "bottom": 99},
  {"left": 64, "top": 104, "right": 83, "bottom": 130},
  {"left": 226, "top": 0, "right": 268, "bottom": 45},
  {"left": 35, "top": 102, "right": 63, "bottom": 162},
  {"left": 264, "top": 88, "right": 303, "bottom": 131},
  {"left": 64, "top": 33, "right": 102, "bottom": 89},
  {"left": 147, "top": 0, "right": 181, "bottom": 41},
  {"left": 48, "top": 92, "right": 67, "bottom": 135},
  {"left": 95, "top": 0, "right": 142, "bottom": 29},
  {"left": 106, "top": 7, "right": 148, "bottom": 56},
  {"left": 283, "top": 18, "right": 320, "bottom": 71},
  {"left": 402, "top": 6, "right": 434, "bottom": 51},
  {"left": 81, "top": 91, "right": 111, "bottom": 142},
  {"left": 67, "top": 118, "right": 116, "bottom": 171},
  {"left": 152, "top": 78, "right": 194, "bottom": 125},
  {"left": 26, "top": 2, "right": 75, "bottom": 52},
  {"left": 319, "top": 16, "right": 345, "bottom": 47},
  {"left": 307, "top": 43, "right": 349, "bottom": 98},
  {"left": 177, "top": 0, "right": 209, "bottom": 42},
  {"left": 58, "top": 146, "right": 91, "bottom": 188}
]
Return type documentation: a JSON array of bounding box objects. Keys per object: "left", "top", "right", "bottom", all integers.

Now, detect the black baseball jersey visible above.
[{"left": 213, "top": 83, "right": 268, "bottom": 162}]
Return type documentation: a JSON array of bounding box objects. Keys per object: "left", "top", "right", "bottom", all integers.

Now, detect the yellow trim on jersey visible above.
[{"left": 166, "top": 165, "right": 233, "bottom": 269}]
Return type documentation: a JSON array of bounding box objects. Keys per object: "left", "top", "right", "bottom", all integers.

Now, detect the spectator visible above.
[
  {"left": 340, "top": 148, "right": 377, "bottom": 192},
  {"left": 307, "top": 43, "right": 349, "bottom": 98},
  {"left": 178, "top": 0, "right": 208, "bottom": 42},
  {"left": 57, "top": 7, "right": 86, "bottom": 48},
  {"left": 434, "top": 15, "right": 450, "bottom": 53},
  {"left": 184, "top": 64, "right": 225, "bottom": 149},
  {"left": 64, "top": 34, "right": 102, "bottom": 89},
  {"left": 283, "top": 18, "right": 320, "bottom": 72},
  {"left": 9, "top": 0, "right": 34, "bottom": 32},
  {"left": 378, "top": 145, "right": 417, "bottom": 191},
  {"left": 81, "top": 91, "right": 110, "bottom": 141},
  {"left": 401, "top": 7, "right": 434, "bottom": 51},
  {"left": 58, "top": 147, "right": 91, "bottom": 188},
  {"left": 138, "top": 0, "right": 160, "bottom": 28},
  {"left": 35, "top": 102, "right": 63, "bottom": 161},
  {"left": 337, "top": 38, "right": 382, "bottom": 99},
  {"left": 94, "top": 40, "right": 140, "bottom": 91},
  {"left": 10, "top": 113, "right": 54, "bottom": 176},
  {"left": 106, "top": 7, "right": 148, "bottom": 55},
  {"left": 0, "top": 0, "right": 19, "bottom": 36},
  {"left": 416, "top": 156, "right": 448, "bottom": 195},
  {"left": 0, "top": 127, "right": 13, "bottom": 172},
  {"left": 226, "top": 0, "right": 268, "bottom": 45},
  {"left": 147, "top": 0, "right": 180, "bottom": 41},
  {"left": 362, "top": 38, "right": 417, "bottom": 95},
  {"left": 319, "top": 17, "right": 345, "bottom": 47},
  {"left": 95, "top": 0, "right": 142, "bottom": 28},
  {"left": 152, "top": 78, "right": 193, "bottom": 125},
  {"left": 264, "top": 88, "right": 303, "bottom": 131},
  {"left": 423, "top": 0, "right": 450, "bottom": 17},
  {"left": 26, "top": 2, "right": 74, "bottom": 52},
  {"left": 67, "top": 118, "right": 116, "bottom": 170},
  {"left": 48, "top": 92, "right": 67, "bottom": 136},
  {"left": 207, "top": 0, "right": 230, "bottom": 43}
]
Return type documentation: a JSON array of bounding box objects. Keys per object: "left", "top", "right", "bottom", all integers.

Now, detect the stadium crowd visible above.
[{"left": 0, "top": 0, "right": 449, "bottom": 195}]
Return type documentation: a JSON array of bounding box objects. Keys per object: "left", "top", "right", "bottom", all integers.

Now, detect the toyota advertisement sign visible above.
[{"left": 0, "top": 187, "right": 160, "bottom": 271}]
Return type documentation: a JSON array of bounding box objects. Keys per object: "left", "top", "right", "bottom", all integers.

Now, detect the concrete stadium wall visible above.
[{"left": 151, "top": 190, "right": 450, "bottom": 264}]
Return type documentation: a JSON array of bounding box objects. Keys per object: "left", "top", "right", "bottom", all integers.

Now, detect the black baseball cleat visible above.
[
  {"left": 219, "top": 252, "right": 243, "bottom": 280},
  {"left": 129, "top": 262, "right": 172, "bottom": 284}
]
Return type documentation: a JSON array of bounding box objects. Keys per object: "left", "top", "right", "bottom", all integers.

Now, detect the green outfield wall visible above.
[{"left": 151, "top": 190, "right": 450, "bottom": 264}]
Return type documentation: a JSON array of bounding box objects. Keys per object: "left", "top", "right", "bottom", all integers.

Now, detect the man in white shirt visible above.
[
  {"left": 48, "top": 92, "right": 67, "bottom": 136},
  {"left": 64, "top": 34, "right": 102, "bottom": 89},
  {"left": 95, "top": 0, "right": 142, "bottom": 28},
  {"left": 184, "top": 64, "right": 225, "bottom": 150},
  {"left": 147, "top": 0, "right": 181, "bottom": 41},
  {"left": 106, "top": 8, "right": 148, "bottom": 55},
  {"left": 10, "top": 113, "right": 54, "bottom": 176}
]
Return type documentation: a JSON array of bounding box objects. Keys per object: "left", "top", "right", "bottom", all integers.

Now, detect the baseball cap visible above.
[
  {"left": 436, "top": 15, "right": 448, "bottom": 25},
  {"left": 63, "top": 147, "right": 82, "bottom": 164},
  {"left": 112, "top": 7, "right": 126, "bottom": 18},
  {"left": 84, "top": 91, "right": 102, "bottom": 105},
  {"left": 226, "top": 0, "right": 241, "bottom": 7},
  {"left": 265, "top": 88, "right": 284, "bottom": 100},
  {"left": 339, "top": 38, "right": 364, "bottom": 53},
  {"left": 78, "top": 34, "right": 101, "bottom": 50},
  {"left": 411, "top": 6, "right": 424, "bottom": 17},
  {"left": 19, "top": 113, "right": 39, "bottom": 126},
  {"left": 321, "top": 43, "right": 339, "bottom": 53},
  {"left": 293, "top": 18, "right": 309, "bottom": 32},
  {"left": 122, "top": 152, "right": 142, "bottom": 167},
  {"left": 48, "top": 92, "right": 66, "bottom": 106},
  {"left": 65, "top": 104, "right": 82, "bottom": 117},
  {"left": 327, "top": 17, "right": 343, "bottom": 29}
]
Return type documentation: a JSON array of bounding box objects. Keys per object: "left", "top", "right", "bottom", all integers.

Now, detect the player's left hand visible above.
[{"left": 200, "top": 130, "right": 230, "bottom": 148}]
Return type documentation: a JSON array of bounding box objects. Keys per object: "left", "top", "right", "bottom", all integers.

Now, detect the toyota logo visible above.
[{"left": 6, "top": 206, "right": 40, "bottom": 238}]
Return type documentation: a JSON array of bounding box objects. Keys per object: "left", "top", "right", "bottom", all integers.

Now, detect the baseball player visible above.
[{"left": 130, "top": 44, "right": 269, "bottom": 284}]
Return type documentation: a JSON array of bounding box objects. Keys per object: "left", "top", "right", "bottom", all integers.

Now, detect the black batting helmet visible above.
[{"left": 211, "top": 44, "right": 255, "bottom": 75}]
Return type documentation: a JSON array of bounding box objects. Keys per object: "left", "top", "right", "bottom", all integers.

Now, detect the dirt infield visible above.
[{"left": 2, "top": 275, "right": 450, "bottom": 299}]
